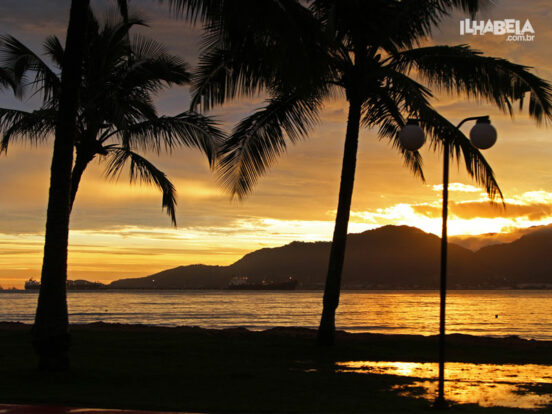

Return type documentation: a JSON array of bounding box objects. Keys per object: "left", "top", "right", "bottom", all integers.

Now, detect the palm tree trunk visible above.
[
  {"left": 70, "top": 152, "right": 93, "bottom": 211},
  {"left": 317, "top": 97, "right": 362, "bottom": 345},
  {"left": 32, "top": 0, "right": 89, "bottom": 371}
]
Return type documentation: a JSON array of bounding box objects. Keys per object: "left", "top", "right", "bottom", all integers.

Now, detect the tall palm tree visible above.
[
  {"left": 0, "top": 10, "right": 223, "bottom": 368},
  {"left": 170, "top": 0, "right": 552, "bottom": 344},
  {"left": 27, "top": 0, "right": 89, "bottom": 371}
]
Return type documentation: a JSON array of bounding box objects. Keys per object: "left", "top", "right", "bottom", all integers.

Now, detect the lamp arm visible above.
[{"left": 456, "top": 115, "right": 489, "bottom": 130}]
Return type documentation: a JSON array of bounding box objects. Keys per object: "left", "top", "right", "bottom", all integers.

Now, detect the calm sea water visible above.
[{"left": 1, "top": 290, "right": 551, "bottom": 340}]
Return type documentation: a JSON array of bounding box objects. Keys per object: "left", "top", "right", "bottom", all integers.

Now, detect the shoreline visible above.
[{"left": 2, "top": 321, "right": 551, "bottom": 364}]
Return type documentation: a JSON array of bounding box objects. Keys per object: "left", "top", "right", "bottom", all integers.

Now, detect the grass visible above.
[{"left": 1, "top": 322, "right": 551, "bottom": 413}]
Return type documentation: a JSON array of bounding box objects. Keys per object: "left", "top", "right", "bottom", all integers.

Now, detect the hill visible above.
[
  {"left": 109, "top": 264, "right": 228, "bottom": 289},
  {"left": 108, "top": 224, "right": 552, "bottom": 289},
  {"left": 227, "top": 225, "right": 484, "bottom": 288},
  {"left": 476, "top": 226, "right": 552, "bottom": 287}
]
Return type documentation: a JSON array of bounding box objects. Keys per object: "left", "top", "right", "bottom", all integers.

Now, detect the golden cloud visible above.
[{"left": 412, "top": 201, "right": 552, "bottom": 220}]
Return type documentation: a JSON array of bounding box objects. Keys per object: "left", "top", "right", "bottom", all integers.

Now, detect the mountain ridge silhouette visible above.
[{"left": 109, "top": 225, "right": 552, "bottom": 289}]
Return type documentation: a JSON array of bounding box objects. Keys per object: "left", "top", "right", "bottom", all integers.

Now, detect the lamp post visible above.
[{"left": 399, "top": 116, "right": 497, "bottom": 407}]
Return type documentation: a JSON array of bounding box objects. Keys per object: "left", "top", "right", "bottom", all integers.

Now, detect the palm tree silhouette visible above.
[
  {"left": 23, "top": 0, "right": 89, "bottom": 371},
  {"left": 0, "top": 9, "right": 223, "bottom": 368},
  {"left": 168, "top": 0, "right": 552, "bottom": 344},
  {"left": 1, "top": 13, "right": 223, "bottom": 220}
]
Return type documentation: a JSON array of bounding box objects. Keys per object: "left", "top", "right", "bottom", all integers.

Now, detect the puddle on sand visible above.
[{"left": 336, "top": 361, "right": 552, "bottom": 409}]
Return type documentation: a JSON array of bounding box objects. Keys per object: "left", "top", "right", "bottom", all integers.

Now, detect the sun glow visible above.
[
  {"left": 2, "top": 180, "right": 552, "bottom": 289},
  {"left": 350, "top": 189, "right": 552, "bottom": 237}
]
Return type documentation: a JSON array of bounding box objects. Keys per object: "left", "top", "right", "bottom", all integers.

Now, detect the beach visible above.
[{"left": 1, "top": 322, "right": 551, "bottom": 412}]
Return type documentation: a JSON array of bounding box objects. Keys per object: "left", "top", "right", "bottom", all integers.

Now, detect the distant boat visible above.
[
  {"left": 227, "top": 276, "right": 297, "bottom": 290},
  {"left": 24, "top": 278, "right": 107, "bottom": 290},
  {"left": 24, "top": 278, "right": 40, "bottom": 290}
]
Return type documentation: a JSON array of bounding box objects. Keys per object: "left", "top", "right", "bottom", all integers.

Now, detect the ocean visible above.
[{"left": 1, "top": 289, "right": 551, "bottom": 340}]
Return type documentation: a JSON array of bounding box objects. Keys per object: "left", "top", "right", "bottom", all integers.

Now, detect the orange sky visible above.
[{"left": 0, "top": 0, "right": 551, "bottom": 288}]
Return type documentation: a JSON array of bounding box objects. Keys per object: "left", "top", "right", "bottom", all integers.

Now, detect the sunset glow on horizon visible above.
[{"left": 2, "top": 185, "right": 551, "bottom": 288}]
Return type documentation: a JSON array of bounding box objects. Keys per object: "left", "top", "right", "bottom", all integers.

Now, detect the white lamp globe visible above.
[
  {"left": 399, "top": 119, "right": 425, "bottom": 151},
  {"left": 469, "top": 118, "right": 497, "bottom": 149}
]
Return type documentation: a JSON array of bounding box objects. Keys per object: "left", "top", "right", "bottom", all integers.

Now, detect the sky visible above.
[{"left": 0, "top": 0, "right": 551, "bottom": 288}]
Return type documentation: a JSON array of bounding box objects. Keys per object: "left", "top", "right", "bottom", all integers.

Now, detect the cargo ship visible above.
[
  {"left": 24, "top": 278, "right": 40, "bottom": 290},
  {"left": 227, "top": 276, "right": 297, "bottom": 290}
]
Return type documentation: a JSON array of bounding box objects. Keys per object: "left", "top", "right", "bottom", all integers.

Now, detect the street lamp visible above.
[
  {"left": 399, "top": 119, "right": 427, "bottom": 150},
  {"left": 399, "top": 116, "right": 497, "bottom": 407}
]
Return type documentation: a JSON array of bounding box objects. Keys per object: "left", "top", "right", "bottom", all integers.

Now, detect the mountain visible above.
[
  {"left": 109, "top": 265, "right": 228, "bottom": 289},
  {"left": 450, "top": 224, "right": 552, "bottom": 251},
  {"left": 476, "top": 226, "right": 552, "bottom": 286},
  {"left": 109, "top": 224, "right": 552, "bottom": 289},
  {"left": 227, "top": 225, "right": 484, "bottom": 288}
]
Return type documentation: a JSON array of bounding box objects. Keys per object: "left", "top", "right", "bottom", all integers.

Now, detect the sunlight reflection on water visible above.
[
  {"left": 336, "top": 361, "right": 552, "bottom": 409},
  {"left": 1, "top": 290, "right": 552, "bottom": 339}
]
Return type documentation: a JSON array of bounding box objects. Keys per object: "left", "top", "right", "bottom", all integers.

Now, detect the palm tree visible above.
[
  {"left": 173, "top": 0, "right": 552, "bottom": 344},
  {"left": 22, "top": 0, "right": 90, "bottom": 371},
  {"left": 1, "top": 13, "right": 222, "bottom": 219},
  {"left": 0, "top": 10, "right": 223, "bottom": 368}
]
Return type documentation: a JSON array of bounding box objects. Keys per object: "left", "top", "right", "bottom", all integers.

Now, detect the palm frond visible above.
[
  {"left": 391, "top": 45, "right": 552, "bottom": 124},
  {"left": 104, "top": 16, "right": 147, "bottom": 49},
  {"left": 388, "top": 0, "right": 490, "bottom": 47},
  {"left": 116, "top": 0, "right": 129, "bottom": 24},
  {"left": 367, "top": 67, "right": 502, "bottom": 201},
  {"left": 191, "top": 0, "right": 330, "bottom": 111},
  {"left": 218, "top": 92, "right": 322, "bottom": 198},
  {"left": 43, "top": 35, "right": 64, "bottom": 68},
  {"left": 0, "top": 34, "right": 61, "bottom": 102},
  {"left": 117, "top": 112, "right": 224, "bottom": 166},
  {"left": 165, "top": 0, "right": 224, "bottom": 23},
  {"left": 0, "top": 107, "right": 56, "bottom": 152},
  {"left": 362, "top": 92, "right": 426, "bottom": 181},
  {"left": 99, "top": 92, "right": 158, "bottom": 128},
  {"left": 121, "top": 35, "right": 191, "bottom": 90},
  {"left": 191, "top": 47, "right": 268, "bottom": 111},
  {"left": 105, "top": 146, "right": 178, "bottom": 226},
  {"left": 0, "top": 67, "right": 16, "bottom": 95},
  {"left": 310, "top": 0, "right": 490, "bottom": 53},
  {"left": 131, "top": 34, "right": 168, "bottom": 60},
  {"left": 418, "top": 106, "right": 504, "bottom": 202}
]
